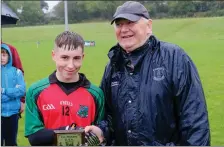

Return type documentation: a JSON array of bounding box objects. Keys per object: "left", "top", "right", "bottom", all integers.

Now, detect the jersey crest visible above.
[{"left": 77, "top": 105, "right": 88, "bottom": 118}]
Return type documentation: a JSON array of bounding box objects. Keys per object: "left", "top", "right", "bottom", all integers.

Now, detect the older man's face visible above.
[{"left": 114, "top": 18, "right": 152, "bottom": 53}]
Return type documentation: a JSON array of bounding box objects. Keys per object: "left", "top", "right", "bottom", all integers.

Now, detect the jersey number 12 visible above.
[{"left": 62, "top": 106, "right": 70, "bottom": 116}]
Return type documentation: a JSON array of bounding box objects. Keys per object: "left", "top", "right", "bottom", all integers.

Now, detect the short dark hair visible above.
[
  {"left": 54, "top": 31, "right": 85, "bottom": 51},
  {"left": 1, "top": 48, "right": 9, "bottom": 55}
]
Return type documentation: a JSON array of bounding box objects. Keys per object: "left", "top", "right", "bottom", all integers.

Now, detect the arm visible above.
[
  {"left": 84, "top": 64, "right": 114, "bottom": 145},
  {"left": 85, "top": 84, "right": 108, "bottom": 145},
  {"left": 173, "top": 50, "right": 210, "bottom": 145},
  {"left": 4, "top": 69, "right": 26, "bottom": 98},
  {"left": 93, "top": 87, "right": 105, "bottom": 124},
  {"left": 25, "top": 86, "right": 55, "bottom": 145},
  {"left": 1, "top": 93, "right": 11, "bottom": 102},
  {"left": 7, "top": 43, "right": 26, "bottom": 104},
  {"left": 28, "top": 128, "right": 55, "bottom": 146},
  {"left": 98, "top": 63, "right": 115, "bottom": 145}
]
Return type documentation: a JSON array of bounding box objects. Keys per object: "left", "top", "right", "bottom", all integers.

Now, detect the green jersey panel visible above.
[
  {"left": 87, "top": 84, "right": 105, "bottom": 125},
  {"left": 24, "top": 77, "right": 50, "bottom": 137}
]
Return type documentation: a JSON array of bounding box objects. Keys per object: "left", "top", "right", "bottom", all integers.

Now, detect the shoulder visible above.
[
  {"left": 14, "top": 68, "right": 23, "bottom": 75},
  {"left": 103, "top": 61, "right": 113, "bottom": 78},
  {"left": 6, "top": 67, "right": 22, "bottom": 75},
  {"left": 27, "top": 77, "right": 50, "bottom": 97},
  {"left": 160, "top": 41, "right": 184, "bottom": 54},
  {"left": 87, "top": 84, "right": 104, "bottom": 99},
  {"left": 158, "top": 40, "right": 190, "bottom": 62}
]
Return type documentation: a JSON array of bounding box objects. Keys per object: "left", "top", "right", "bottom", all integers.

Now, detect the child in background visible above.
[{"left": 1, "top": 43, "right": 26, "bottom": 146}]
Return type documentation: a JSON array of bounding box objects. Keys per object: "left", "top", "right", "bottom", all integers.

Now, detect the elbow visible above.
[
  {"left": 28, "top": 134, "right": 54, "bottom": 146},
  {"left": 28, "top": 135, "right": 40, "bottom": 146},
  {"left": 28, "top": 135, "right": 43, "bottom": 146},
  {"left": 27, "top": 129, "right": 55, "bottom": 146},
  {"left": 17, "top": 87, "right": 26, "bottom": 98}
]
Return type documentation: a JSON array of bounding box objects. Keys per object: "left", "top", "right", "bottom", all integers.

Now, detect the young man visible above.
[
  {"left": 1, "top": 44, "right": 26, "bottom": 146},
  {"left": 87, "top": 1, "right": 210, "bottom": 146},
  {"left": 24, "top": 31, "right": 105, "bottom": 145}
]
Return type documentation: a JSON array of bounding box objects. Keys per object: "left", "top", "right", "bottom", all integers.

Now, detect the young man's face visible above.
[
  {"left": 1, "top": 49, "right": 9, "bottom": 65},
  {"left": 114, "top": 17, "right": 152, "bottom": 53},
  {"left": 52, "top": 45, "right": 84, "bottom": 82}
]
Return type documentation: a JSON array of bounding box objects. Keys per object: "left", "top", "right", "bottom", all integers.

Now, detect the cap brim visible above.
[{"left": 111, "top": 13, "right": 141, "bottom": 25}]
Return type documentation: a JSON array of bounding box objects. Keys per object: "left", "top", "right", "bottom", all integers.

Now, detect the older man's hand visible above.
[{"left": 85, "top": 125, "right": 104, "bottom": 145}]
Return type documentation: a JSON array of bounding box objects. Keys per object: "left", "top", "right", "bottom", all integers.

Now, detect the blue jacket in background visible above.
[{"left": 1, "top": 43, "right": 26, "bottom": 117}]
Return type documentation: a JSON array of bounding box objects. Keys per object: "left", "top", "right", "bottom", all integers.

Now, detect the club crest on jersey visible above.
[{"left": 77, "top": 105, "right": 88, "bottom": 118}]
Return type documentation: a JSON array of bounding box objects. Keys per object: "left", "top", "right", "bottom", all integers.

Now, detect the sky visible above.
[{"left": 45, "top": 1, "right": 60, "bottom": 12}]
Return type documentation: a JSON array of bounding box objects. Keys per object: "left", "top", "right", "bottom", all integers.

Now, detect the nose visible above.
[
  {"left": 120, "top": 24, "right": 129, "bottom": 33},
  {"left": 67, "top": 60, "right": 75, "bottom": 69}
]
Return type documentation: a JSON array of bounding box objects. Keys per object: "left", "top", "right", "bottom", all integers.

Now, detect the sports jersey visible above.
[{"left": 25, "top": 71, "right": 105, "bottom": 137}]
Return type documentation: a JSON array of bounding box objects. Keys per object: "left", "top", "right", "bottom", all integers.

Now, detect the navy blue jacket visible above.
[{"left": 100, "top": 35, "right": 210, "bottom": 145}]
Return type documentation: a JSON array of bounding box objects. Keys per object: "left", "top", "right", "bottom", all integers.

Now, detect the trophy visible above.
[{"left": 54, "top": 130, "right": 85, "bottom": 146}]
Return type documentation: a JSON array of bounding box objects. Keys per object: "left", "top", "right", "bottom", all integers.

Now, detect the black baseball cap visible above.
[{"left": 111, "top": 1, "right": 150, "bottom": 25}]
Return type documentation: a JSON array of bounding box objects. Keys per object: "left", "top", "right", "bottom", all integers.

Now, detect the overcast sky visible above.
[{"left": 45, "top": 1, "right": 60, "bottom": 11}]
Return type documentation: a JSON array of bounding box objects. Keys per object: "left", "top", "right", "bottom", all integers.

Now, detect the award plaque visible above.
[{"left": 54, "top": 130, "right": 85, "bottom": 146}]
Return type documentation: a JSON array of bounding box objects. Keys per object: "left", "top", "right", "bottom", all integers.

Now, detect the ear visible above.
[
  {"left": 147, "top": 19, "right": 152, "bottom": 34},
  {"left": 52, "top": 50, "right": 55, "bottom": 61},
  {"left": 82, "top": 53, "right": 85, "bottom": 60}
]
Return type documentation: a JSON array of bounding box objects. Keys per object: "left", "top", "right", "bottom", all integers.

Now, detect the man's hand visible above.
[
  {"left": 20, "top": 102, "right": 25, "bottom": 113},
  {"left": 85, "top": 125, "right": 104, "bottom": 144}
]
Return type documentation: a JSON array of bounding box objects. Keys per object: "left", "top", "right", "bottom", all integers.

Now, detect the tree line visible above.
[{"left": 3, "top": 1, "right": 224, "bottom": 26}]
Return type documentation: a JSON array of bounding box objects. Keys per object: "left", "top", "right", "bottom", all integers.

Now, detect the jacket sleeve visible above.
[
  {"left": 7, "top": 43, "right": 26, "bottom": 103},
  {"left": 1, "top": 93, "right": 11, "bottom": 102},
  {"left": 90, "top": 86, "right": 110, "bottom": 144},
  {"left": 28, "top": 128, "right": 55, "bottom": 146},
  {"left": 172, "top": 49, "right": 210, "bottom": 145},
  {"left": 98, "top": 63, "right": 115, "bottom": 145},
  {"left": 27, "top": 126, "right": 67, "bottom": 146},
  {"left": 4, "top": 69, "right": 26, "bottom": 99}
]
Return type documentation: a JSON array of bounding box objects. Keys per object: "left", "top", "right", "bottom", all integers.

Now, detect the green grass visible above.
[{"left": 2, "top": 17, "right": 224, "bottom": 146}]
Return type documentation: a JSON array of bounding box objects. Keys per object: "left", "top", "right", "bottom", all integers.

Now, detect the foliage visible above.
[{"left": 2, "top": 1, "right": 224, "bottom": 26}]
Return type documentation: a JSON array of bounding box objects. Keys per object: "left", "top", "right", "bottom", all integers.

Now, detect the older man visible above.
[{"left": 86, "top": 1, "right": 210, "bottom": 146}]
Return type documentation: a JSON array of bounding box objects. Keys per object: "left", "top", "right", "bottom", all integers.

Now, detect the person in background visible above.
[
  {"left": 1, "top": 41, "right": 25, "bottom": 116},
  {"left": 1, "top": 43, "right": 26, "bottom": 146}
]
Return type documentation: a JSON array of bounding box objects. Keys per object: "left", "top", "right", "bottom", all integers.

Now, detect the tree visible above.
[{"left": 40, "top": 0, "right": 49, "bottom": 12}]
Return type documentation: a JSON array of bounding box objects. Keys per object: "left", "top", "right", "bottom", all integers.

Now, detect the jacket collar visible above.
[{"left": 108, "top": 35, "right": 159, "bottom": 68}]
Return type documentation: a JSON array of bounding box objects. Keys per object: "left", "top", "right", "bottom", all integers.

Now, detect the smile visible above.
[
  {"left": 65, "top": 70, "right": 75, "bottom": 73},
  {"left": 122, "top": 35, "right": 134, "bottom": 39}
]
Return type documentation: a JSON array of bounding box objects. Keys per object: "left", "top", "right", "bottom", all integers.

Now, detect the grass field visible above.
[{"left": 2, "top": 17, "right": 224, "bottom": 146}]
